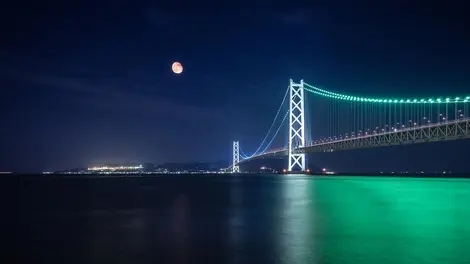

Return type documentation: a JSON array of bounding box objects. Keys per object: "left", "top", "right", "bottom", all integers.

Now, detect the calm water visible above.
[{"left": 2, "top": 175, "right": 470, "bottom": 263}]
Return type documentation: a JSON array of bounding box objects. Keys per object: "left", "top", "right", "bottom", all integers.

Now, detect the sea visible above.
[{"left": 2, "top": 174, "right": 470, "bottom": 264}]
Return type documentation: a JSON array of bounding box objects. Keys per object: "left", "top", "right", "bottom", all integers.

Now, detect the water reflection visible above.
[
  {"left": 228, "top": 178, "right": 245, "bottom": 263},
  {"left": 170, "top": 194, "right": 188, "bottom": 263},
  {"left": 313, "top": 177, "right": 470, "bottom": 263},
  {"left": 7, "top": 175, "right": 470, "bottom": 263},
  {"left": 87, "top": 209, "right": 146, "bottom": 263},
  {"left": 278, "top": 175, "right": 315, "bottom": 263}
]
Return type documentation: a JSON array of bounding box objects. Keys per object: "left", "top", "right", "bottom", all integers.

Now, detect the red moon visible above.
[{"left": 172, "top": 62, "right": 183, "bottom": 74}]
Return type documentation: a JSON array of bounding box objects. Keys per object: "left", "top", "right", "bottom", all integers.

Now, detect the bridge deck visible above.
[{"left": 239, "top": 118, "right": 470, "bottom": 164}]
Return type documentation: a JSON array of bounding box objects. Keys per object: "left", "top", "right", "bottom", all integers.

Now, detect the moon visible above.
[{"left": 172, "top": 61, "right": 183, "bottom": 74}]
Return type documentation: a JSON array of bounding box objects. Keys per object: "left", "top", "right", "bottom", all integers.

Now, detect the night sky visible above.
[{"left": 1, "top": 1, "right": 470, "bottom": 173}]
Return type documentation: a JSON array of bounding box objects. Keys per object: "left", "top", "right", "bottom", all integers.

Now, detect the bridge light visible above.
[
  {"left": 406, "top": 99, "right": 411, "bottom": 103},
  {"left": 455, "top": 97, "right": 460, "bottom": 100},
  {"left": 394, "top": 100, "right": 398, "bottom": 103},
  {"left": 413, "top": 99, "right": 418, "bottom": 103},
  {"left": 446, "top": 98, "right": 450, "bottom": 102},
  {"left": 466, "top": 96, "right": 470, "bottom": 100},
  {"left": 400, "top": 99, "right": 404, "bottom": 103}
]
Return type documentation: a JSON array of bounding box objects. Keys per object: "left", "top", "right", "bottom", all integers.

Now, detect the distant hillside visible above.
[{"left": 158, "top": 160, "right": 228, "bottom": 171}]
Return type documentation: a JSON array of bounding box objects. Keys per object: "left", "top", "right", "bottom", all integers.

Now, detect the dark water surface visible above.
[{"left": 3, "top": 175, "right": 470, "bottom": 263}]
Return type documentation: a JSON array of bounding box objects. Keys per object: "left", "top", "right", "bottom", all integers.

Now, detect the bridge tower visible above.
[
  {"left": 232, "top": 141, "right": 240, "bottom": 173},
  {"left": 288, "top": 79, "right": 306, "bottom": 171}
]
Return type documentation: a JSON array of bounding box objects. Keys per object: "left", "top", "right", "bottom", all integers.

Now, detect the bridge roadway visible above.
[{"left": 238, "top": 118, "right": 470, "bottom": 164}]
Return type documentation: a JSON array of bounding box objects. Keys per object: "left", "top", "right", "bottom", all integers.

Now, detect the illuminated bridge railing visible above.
[
  {"left": 295, "top": 118, "right": 470, "bottom": 153},
  {"left": 239, "top": 147, "right": 288, "bottom": 163}
]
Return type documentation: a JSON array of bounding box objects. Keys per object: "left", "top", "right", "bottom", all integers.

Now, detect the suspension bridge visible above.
[{"left": 230, "top": 79, "right": 470, "bottom": 173}]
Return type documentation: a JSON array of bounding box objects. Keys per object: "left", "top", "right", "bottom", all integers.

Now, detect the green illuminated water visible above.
[{"left": 307, "top": 176, "right": 470, "bottom": 263}]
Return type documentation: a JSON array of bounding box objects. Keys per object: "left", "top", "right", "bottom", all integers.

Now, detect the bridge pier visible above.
[{"left": 288, "top": 79, "right": 307, "bottom": 172}]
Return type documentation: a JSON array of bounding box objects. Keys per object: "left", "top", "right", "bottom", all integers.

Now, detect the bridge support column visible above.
[
  {"left": 232, "top": 141, "right": 240, "bottom": 173},
  {"left": 288, "top": 79, "right": 306, "bottom": 171}
]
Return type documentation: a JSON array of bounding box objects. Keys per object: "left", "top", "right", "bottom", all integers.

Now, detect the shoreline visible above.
[{"left": 2, "top": 172, "right": 470, "bottom": 179}]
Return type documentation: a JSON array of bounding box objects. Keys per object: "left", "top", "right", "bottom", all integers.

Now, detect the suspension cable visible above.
[
  {"left": 239, "top": 148, "right": 249, "bottom": 159},
  {"left": 244, "top": 86, "right": 289, "bottom": 158},
  {"left": 258, "top": 110, "right": 289, "bottom": 155}
]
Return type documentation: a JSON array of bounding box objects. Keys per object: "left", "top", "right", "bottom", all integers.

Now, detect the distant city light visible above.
[{"left": 88, "top": 165, "right": 143, "bottom": 171}]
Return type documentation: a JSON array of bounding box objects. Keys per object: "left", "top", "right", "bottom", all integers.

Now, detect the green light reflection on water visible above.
[{"left": 309, "top": 176, "right": 470, "bottom": 264}]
